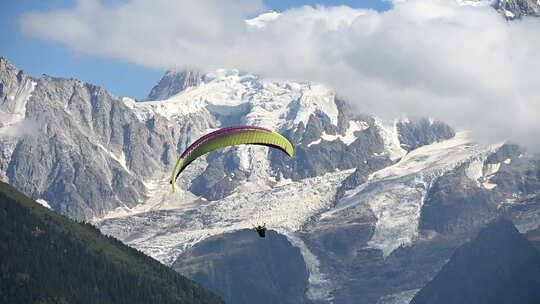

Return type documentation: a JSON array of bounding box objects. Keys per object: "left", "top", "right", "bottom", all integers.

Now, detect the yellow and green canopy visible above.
[{"left": 170, "top": 125, "right": 294, "bottom": 191}]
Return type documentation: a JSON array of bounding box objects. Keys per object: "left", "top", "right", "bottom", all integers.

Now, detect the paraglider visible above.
[
  {"left": 254, "top": 223, "right": 267, "bottom": 238},
  {"left": 169, "top": 125, "right": 294, "bottom": 238},
  {"left": 170, "top": 125, "right": 295, "bottom": 191}
]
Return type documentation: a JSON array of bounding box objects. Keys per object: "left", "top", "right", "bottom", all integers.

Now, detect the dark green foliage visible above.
[{"left": 0, "top": 181, "right": 225, "bottom": 304}]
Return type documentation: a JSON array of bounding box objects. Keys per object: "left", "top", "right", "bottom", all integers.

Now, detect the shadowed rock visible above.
[
  {"left": 173, "top": 229, "right": 309, "bottom": 304},
  {"left": 411, "top": 219, "right": 540, "bottom": 304}
]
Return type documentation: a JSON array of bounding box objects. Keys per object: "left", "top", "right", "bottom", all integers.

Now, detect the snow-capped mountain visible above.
[
  {"left": 0, "top": 55, "right": 452, "bottom": 219},
  {"left": 100, "top": 69, "right": 537, "bottom": 304},
  {"left": 1, "top": 4, "right": 539, "bottom": 303},
  {"left": 2, "top": 51, "right": 540, "bottom": 303},
  {"left": 0, "top": 57, "right": 180, "bottom": 219},
  {"left": 421, "top": 0, "right": 540, "bottom": 19},
  {"left": 122, "top": 67, "right": 417, "bottom": 205},
  {"left": 146, "top": 70, "right": 202, "bottom": 101}
]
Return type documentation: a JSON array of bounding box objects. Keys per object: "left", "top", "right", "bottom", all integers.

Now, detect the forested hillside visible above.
[{"left": 0, "top": 181, "right": 225, "bottom": 304}]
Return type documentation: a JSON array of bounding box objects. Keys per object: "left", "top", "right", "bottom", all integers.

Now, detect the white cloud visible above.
[{"left": 20, "top": 0, "right": 540, "bottom": 150}]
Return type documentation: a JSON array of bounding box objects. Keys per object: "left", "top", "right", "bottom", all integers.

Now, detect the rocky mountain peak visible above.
[
  {"left": 146, "top": 69, "right": 202, "bottom": 100},
  {"left": 0, "top": 56, "right": 28, "bottom": 87},
  {"left": 493, "top": 0, "right": 540, "bottom": 19},
  {"left": 0, "top": 56, "right": 15, "bottom": 70}
]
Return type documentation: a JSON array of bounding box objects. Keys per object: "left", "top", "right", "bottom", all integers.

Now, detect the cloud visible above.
[{"left": 20, "top": 0, "right": 540, "bottom": 151}]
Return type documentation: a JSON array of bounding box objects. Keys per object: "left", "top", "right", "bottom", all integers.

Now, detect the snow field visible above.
[
  {"left": 324, "top": 132, "right": 500, "bottom": 256},
  {"left": 0, "top": 79, "right": 36, "bottom": 136},
  {"left": 98, "top": 169, "right": 353, "bottom": 265}
]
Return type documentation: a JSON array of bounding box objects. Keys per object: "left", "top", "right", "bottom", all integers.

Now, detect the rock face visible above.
[
  {"left": 397, "top": 118, "right": 455, "bottom": 152},
  {"left": 0, "top": 57, "right": 192, "bottom": 220},
  {"left": 147, "top": 70, "right": 202, "bottom": 100},
  {"left": 411, "top": 219, "right": 540, "bottom": 304},
  {"left": 173, "top": 229, "right": 309, "bottom": 304},
  {"left": 494, "top": 0, "right": 540, "bottom": 19},
  {"left": 419, "top": 163, "right": 498, "bottom": 235}
]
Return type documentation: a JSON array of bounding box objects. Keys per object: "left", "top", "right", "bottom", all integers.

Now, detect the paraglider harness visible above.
[{"left": 254, "top": 223, "right": 267, "bottom": 238}]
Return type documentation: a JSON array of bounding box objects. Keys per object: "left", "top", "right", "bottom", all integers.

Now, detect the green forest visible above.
[{"left": 0, "top": 181, "right": 225, "bottom": 304}]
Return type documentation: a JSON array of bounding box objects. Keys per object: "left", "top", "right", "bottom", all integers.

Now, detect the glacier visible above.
[
  {"left": 321, "top": 132, "right": 500, "bottom": 257},
  {"left": 0, "top": 78, "right": 36, "bottom": 137}
]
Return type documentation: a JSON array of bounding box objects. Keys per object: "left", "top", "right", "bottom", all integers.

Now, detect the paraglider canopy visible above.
[{"left": 170, "top": 125, "right": 295, "bottom": 191}]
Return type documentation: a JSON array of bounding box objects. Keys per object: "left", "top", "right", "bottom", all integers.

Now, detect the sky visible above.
[
  {"left": 2, "top": 0, "right": 540, "bottom": 150},
  {"left": 1, "top": 0, "right": 390, "bottom": 100}
]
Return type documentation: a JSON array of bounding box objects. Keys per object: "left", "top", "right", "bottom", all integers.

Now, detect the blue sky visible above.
[
  {"left": 0, "top": 0, "right": 390, "bottom": 100},
  {"left": 265, "top": 0, "right": 390, "bottom": 11}
]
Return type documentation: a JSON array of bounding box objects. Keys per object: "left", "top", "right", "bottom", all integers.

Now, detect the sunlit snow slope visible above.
[{"left": 322, "top": 132, "right": 500, "bottom": 256}]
